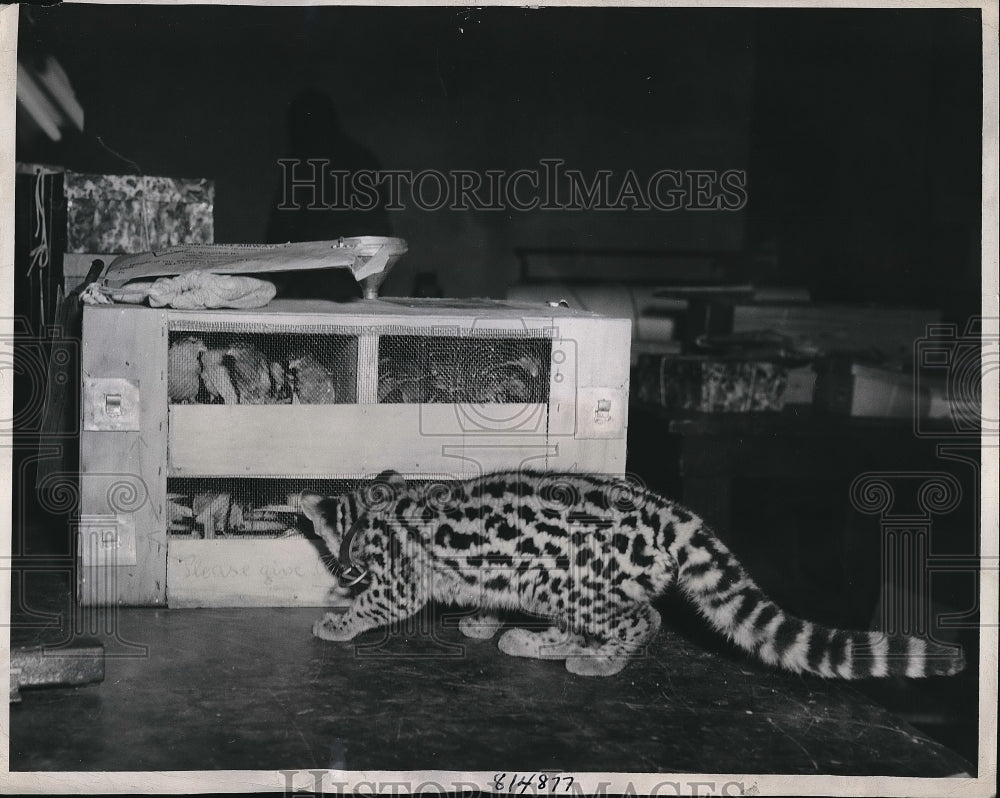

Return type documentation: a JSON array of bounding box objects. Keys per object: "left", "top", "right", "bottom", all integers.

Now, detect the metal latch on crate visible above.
[
  {"left": 83, "top": 377, "right": 140, "bottom": 431},
  {"left": 576, "top": 387, "right": 627, "bottom": 439},
  {"left": 78, "top": 514, "right": 138, "bottom": 567}
]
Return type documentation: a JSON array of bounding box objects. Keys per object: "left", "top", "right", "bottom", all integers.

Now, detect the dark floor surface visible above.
[{"left": 7, "top": 573, "right": 976, "bottom": 777}]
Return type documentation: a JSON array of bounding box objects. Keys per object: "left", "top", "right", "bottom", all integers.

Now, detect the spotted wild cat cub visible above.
[{"left": 300, "top": 471, "right": 964, "bottom": 679}]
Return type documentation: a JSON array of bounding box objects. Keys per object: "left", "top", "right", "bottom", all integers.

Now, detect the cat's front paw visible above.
[
  {"left": 565, "top": 653, "right": 629, "bottom": 677},
  {"left": 312, "top": 613, "right": 357, "bottom": 642}
]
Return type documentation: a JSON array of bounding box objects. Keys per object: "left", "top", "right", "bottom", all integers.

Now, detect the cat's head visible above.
[{"left": 298, "top": 471, "right": 408, "bottom": 552}]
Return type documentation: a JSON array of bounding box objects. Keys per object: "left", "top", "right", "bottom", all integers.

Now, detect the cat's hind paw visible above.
[
  {"left": 458, "top": 612, "right": 502, "bottom": 640},
  {"left": 498, "top": 626, "right": 588, "bottom": 660}
]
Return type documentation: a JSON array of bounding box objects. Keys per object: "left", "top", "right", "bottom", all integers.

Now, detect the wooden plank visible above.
[
  {"left": 356, "top": 330, "right": 378, "bottom": 404},
  {"left": 79, "top": 306, "right": 169, "bottom": 606},
  {"left": 555, "top": 316, "right": 632, "bottom": 387},
  {"left": 167, "top": 538, "right": 347, "bottom": 607},
  {"left": 168, "top": 403, "right": 557, "bottom": 476},
  {"left": 552, "top": 437, "right": 627, "bottom": 474},
  {"left": 547, "top": 328, "right": 580, "bottom": 438},
  {"left": 551, "top": 316, "right": 631, "bottom": 446},
  {"left": 127, "top": 297, "right": 599, "bottom": 325}
]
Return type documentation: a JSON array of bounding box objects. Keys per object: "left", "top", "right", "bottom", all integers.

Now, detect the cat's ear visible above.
[
  {"left": 298, "top": 490, "right": 333, "bottom": 536},
  {"left": 360, "top": 470, "right": 407, "bottom": 512},
  {"left": 372, "top": 469, "right": 406, "bottom": 490}
]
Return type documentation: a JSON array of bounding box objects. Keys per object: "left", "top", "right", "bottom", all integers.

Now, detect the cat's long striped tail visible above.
[{"left": 670, "top": 524, "right": 965, "bottom": 678}]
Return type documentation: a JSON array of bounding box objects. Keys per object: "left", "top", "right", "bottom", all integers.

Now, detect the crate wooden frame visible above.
[{"left": 78, "top": 298, "right": 631, "bottom": 607}]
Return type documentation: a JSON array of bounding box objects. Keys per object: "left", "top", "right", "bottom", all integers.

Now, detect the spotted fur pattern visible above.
[{"left": 300, "top": 471, "right": 964, "bottom": 678}]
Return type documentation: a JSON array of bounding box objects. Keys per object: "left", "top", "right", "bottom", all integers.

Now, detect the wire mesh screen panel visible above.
[
  {"left": 167, "top": 476, "right": 459, "bottom": 539},
  {"left": 167, "top": 327, "right": 358, "bottom": 405},
  {"left": 167, "top": 477, "right": 364, "bottom": 539},
  {"left": 378, "top": 334, "right": 552, "bottom": 404}
]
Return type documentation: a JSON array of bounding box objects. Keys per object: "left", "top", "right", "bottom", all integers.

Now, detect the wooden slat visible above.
[
  {"left": 550, "top": 316, "right": 631, "bottom": 449},
  {"left": 79, "top": 306, "right": 169, "bottom": 606},
  {"left": 128, "top": 298, "right": 578, "bottom": 326},
  {"left": 555, "top": 316, "right": 632, "bottom": 388},
  {"left": 551, "top": 437, "right": 627, "bottom": 474},
  {"left": 356, "top": 330, "right": 378, "bottom": 403},
  {"left": 167, "top": 538, "right": 347, "bottom": 607},
  {"left": 168, "top": 403, "right": 561, "bottom": 476}
]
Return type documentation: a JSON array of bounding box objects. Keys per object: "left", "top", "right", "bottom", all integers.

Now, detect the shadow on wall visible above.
[{"left": 266, "top": 88, "right": 393, "bottom": 300}]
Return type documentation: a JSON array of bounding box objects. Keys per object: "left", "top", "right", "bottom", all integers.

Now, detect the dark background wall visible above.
[
  {"left": 16, "top": 5, "right": 982, "bottom": 317},
  {"left": 745, "top": 9, "right": 982, "bottom": 317}
]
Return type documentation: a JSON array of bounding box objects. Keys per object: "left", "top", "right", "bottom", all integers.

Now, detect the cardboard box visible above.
[
  {"left": 64, "top": 172, "right": 214, "bottom": 254},
  {"left": 814, "top": 363, "right": 914, "bottom": 418},
  {"left": 814, "top": 361, "right": 971, "bottom": 420},
  {"left": 634, "top": 355, "right": 788, "bottom": 413},
  {"left": 783, "top": 365, "right": 817, "bottom": 405}
]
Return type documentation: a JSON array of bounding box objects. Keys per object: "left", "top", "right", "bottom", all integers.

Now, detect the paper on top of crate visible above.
[{"left": 98, "top": 237, "right": 407, "bottom": 290}]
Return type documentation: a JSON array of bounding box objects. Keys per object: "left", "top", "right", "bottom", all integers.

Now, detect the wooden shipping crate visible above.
[{"left": 78, "top": 298, "right": 631, "bottom": 607}]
